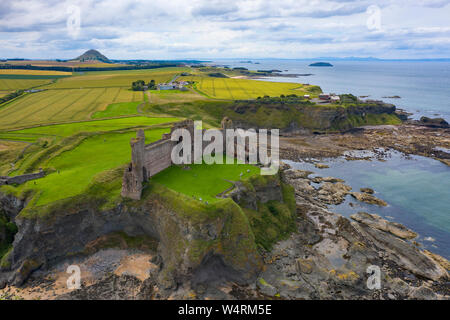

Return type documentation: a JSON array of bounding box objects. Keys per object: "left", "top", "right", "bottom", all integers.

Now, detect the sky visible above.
[{"left": 0, "top": 0, "right": 450, "bottom": 60}]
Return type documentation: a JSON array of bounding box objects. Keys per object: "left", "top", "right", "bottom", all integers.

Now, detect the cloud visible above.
[
  {"left": 0, "top": 0, "right": 449, "bottom": 59},
  {"left": 192, "top": 1, "right": 239, "bottom": 16}
]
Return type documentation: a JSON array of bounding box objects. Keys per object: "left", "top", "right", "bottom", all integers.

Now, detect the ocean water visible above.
[
  {"left": 284, "top": 150, "right": 450, "bottom": 260},
  {"left": 211, "top": 59, "right": 450, "bottom": 122}
]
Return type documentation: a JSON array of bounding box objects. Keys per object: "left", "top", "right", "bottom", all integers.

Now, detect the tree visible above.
[
  {"left": 148, "top": 79, "right": 156, "bottom": 90},
  {"left": 131, "top": 80, "right": 145, "bottom": 91}
]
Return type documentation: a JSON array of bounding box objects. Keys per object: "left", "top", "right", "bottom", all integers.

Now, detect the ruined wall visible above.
[
  {"left": 0, "top": 169, "right": 45, "bottom": 186},
  {"left": 144, "top": 139, "right": 175, "bottom": 178}
]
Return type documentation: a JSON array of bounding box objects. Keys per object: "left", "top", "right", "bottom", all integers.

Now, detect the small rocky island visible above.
[{"left": 309, "top": 62, "right": 333, "bottom": 67}]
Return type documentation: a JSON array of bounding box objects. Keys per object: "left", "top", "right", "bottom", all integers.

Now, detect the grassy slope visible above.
[
  {"left": 0, "top": 116, "right": 179, "bottom": 141},
  {"left": 1, "top": 128, "right": 170, "bottom": 207}
]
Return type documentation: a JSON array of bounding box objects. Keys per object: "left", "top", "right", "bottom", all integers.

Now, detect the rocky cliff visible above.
[
  {"left": 221, "top": 100, "right": 401, "bottom": 133},
  {"left": 0, "top": 169, "right": 294, "bottom": 293}
]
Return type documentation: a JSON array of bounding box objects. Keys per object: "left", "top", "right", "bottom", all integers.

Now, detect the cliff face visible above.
[
  {"left": 0, "top": 174, "right": 293, "bottom": 290},
  {"left": 222, "top": 101, "right": 401, "bottom": 133}
]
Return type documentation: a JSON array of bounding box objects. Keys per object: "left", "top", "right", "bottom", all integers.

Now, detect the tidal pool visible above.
[{"left": 284, "top": 149, "right": 450, "bottom": 259}]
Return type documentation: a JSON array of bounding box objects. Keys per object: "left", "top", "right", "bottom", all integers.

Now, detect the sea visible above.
[
  {"left": 210, "top": 59, "right": 450, "bottom": 122},
  {"left": 211, "top": 59, "right": 450, "bottom": 259}
]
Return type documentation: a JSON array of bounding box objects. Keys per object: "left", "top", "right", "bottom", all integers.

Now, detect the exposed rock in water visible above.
[
  {"left": 351, "top": 192, "right": 387, "bottom": 206},
  {"left": 360, "top": 187, "right": 374, "bottom": 194},
  {"left": 317, "top": 182, "right": 352, "bottom": 205},
  {"left": 312, "top": 176, "right": 344, "bottom": 183},
  {"left": 350, "top": 212, "right": 417, "bottom": 240},
  {"left": 418, "top": 117, "right": 449, "bottom": 128},
  {"left": 315, "top": 163, "right": 329, "bottom": 169}
]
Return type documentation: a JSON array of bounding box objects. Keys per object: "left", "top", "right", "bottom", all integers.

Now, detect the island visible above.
[{"left": 309, "top": 62, "right": 333, "bottom": 67}]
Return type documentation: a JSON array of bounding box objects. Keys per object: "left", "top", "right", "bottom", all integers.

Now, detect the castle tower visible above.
[{"left": 121, "top": 130, "right": 145, "bottom": 200}]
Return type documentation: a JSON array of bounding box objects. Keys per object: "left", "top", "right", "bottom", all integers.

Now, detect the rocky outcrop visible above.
[
  {"left": 226, "top": 175, "right": 283, "bottom": 211},
  {"left": 351, "top": 212, "right": 417, "bottom": 240},
  {"left": 350, "top": 192, "right": 387, "bottom": 206},
  {"left": 418, "top": 117, "right": 449, "bottom": 128},
  {"left": 259, "top": 164, "right": 449, "bottom": 299}
]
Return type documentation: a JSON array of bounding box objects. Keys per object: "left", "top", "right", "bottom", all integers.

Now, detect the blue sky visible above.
[{"left": 0, "top": 0, "right": 449, "bottom": 60}]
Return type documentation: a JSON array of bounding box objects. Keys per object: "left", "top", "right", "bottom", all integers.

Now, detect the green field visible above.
[
  {"left": 0, "top": 88, "right": 144, "bottom": 130},
  {"left": 180, "top": 75, "right": 312, "bottom": 100},
  {"left": 151, "top": 157, "right": 259, "bottom": 203},
  {"left": 5, "top": 128, "right": 170, "bottom": 207},
  {"left": 91, "top": 101, "right": 141, "bottom": 119},
  {"left": 0, "top": 116, "right": 179, "bottom": 141}
]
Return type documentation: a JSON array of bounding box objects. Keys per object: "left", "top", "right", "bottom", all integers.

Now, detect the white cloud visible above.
[{"left": 0, "top": 0, "right": 449, "bottom": 59}]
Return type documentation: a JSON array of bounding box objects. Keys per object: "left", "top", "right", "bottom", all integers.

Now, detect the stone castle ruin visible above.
[{"left": 121, "top": 118, "right": 238, "bottom": 200}]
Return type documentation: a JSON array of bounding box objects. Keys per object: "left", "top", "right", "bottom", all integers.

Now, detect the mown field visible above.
[
  {"left": 0, "top": 70, "right": 72, "bottom": 76},
  {"left": 180, "top": 74, "right": 312, "bottom": 100},
  {"left": 0, "top": 88, "right": 144, "bottom": 130},
  {"left": 0, "top": 78, "right": 54, "bottom": 91}
]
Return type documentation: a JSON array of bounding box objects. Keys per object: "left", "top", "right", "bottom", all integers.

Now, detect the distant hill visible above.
[{"left": 72, "top": 49, "right": 111, "bottom": 63}]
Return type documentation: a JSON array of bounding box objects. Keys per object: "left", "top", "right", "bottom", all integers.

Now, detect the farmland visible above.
[
  {"left": 0, "top": 69, "right": 72, "bottom": 76},
  {"left": 0, "top": 88, "right": 144, "bottom": 130},
  {"left": 0, "top": 78, "right": 54, "bottom": 91},
  {"left": 180, "top": 74, "right": 313, "bottom": 100},
  {"left": 0, "top": 64, "right": 321, "bottom": 212},
  {"left": 43, "top": 67, "right": 188, "bottom": 89}
]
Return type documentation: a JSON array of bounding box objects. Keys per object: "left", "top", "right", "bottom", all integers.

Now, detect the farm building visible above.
[
  {"left": 158, "top": 81, "right": 188, "bottom": 91},
  {"left": 330, "top": 95, "right": 340, "bottom": 102}
]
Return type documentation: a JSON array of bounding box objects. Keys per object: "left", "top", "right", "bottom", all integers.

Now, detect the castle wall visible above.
[
  {"left": 144, "top": 139, "right": 175, "bottom": 177},
  {"left": 0, "top": 170, "right": 45, "bottom": 186},
  {"left": 122, "top": 119, "right": 255, "bottom": 200}
]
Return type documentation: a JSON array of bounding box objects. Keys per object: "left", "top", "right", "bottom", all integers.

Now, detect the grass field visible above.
[
  {"left": 8, "top": 128, "right": 170, "bottom": 207},
  {"left": 0, "top": 116, "right": 179, "bottom": 141},
  {"left": 92, "top": 101, "right": 141, "bottom": 119},
  {"left": 0, "top": 88, "right": 144, "bottom": 130},
  {"left": 151, "top": 157, "right": 259, "bottom": 203},
  {"left": 180, "top": 75, "right": 311, "bottom": 100},
  {"left": 43, "top": 67, "right": 189, "bottom": 89}
]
